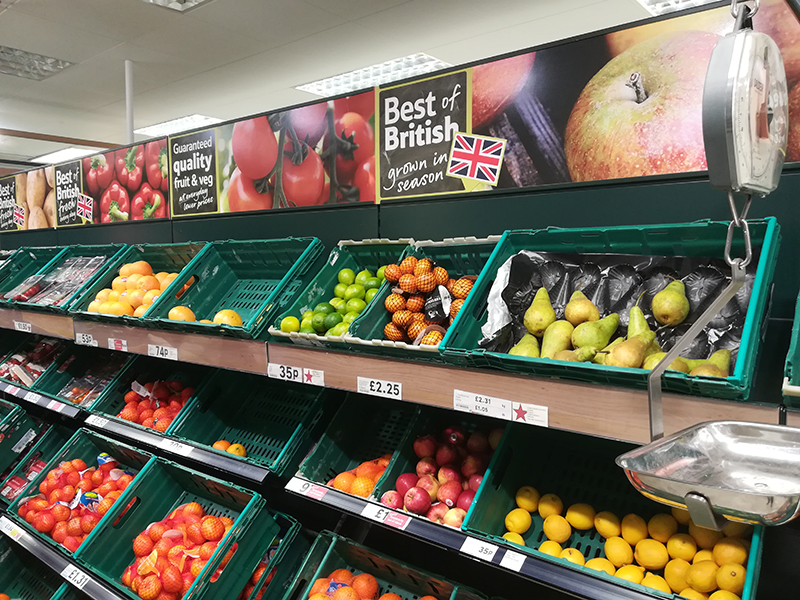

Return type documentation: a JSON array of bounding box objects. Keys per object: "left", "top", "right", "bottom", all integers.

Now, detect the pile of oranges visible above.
[
  {"left": 116, "top": 380, "right": 195, "bottom": 433},
  {"left": 166, "top": 306, "right": 243, "bottom": 326},
  {"left": 328, "top": 455, "right": 391, "bottom": 498},
  {"left": 308, "top": 568, "right": 436, "bottom": 600},
  {"left": 88, "top": 260, "right": 187, "bottom": 317},
  {"left": 382, "top": 256, "right": 475, "bottom": 347}
]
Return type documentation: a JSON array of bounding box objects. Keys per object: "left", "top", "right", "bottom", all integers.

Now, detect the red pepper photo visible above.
[
  {"left": 100, "top": 181, "right": 130, "bottom": 222},
  {"left": 145, "top": 139, "right": 169, "bottom": 193},
  {"left": 116, "top": 145, "right": 144, "bottom": 192},
  {"left": 83, "top": 152, "right": 115, "bottom": 196},
  {"left": 131, "top": 183, "right": 166, "bottom": 220}
]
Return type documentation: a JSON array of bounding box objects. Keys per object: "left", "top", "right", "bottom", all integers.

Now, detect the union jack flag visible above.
[
  {"left": 12, "top": 205, "right": 24, "bottom": 227},
  {"left": 446, "top": 133, "right": 506, "bottom": 186},
  {"left": 77, "top": 194, "right": 93, "bottom": 221}
]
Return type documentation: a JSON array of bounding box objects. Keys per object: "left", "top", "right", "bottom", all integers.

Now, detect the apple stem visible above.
[{"left": 626, "top": 72, "right": 647, "bottom": 103}]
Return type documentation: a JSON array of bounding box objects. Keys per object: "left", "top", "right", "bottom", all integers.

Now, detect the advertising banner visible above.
[
  {"left": 0, "top": 176, "right": 15, "bottom": 231},
  {"left": 54, "top": 161, "right": 82, "bottom": 227},
  {"left": 170, "top": 128, "right": 218, "bottom": 217}
]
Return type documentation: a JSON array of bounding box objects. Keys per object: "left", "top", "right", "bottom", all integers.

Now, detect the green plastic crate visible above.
[
  {"left": 0, "top": 246, "right": 68, "bottom": 300},
  {"left": 0, "top": 398, "right": 42, "bottom": 476},
  {"left": 268, "top": 239, "right": 414, "bottom": 349},
  {"left": 442, "top": 219, "right": 780, "bottom": 401},
  {"left": 0, "top": 336, "right": 70, "bottom": 390},
  {"left": 296, "top": 393, "right": 417, "bottom": 491},
  {"left": 782, "top": 289, "right": 800, "bottom": 408},
  {"left": 144, "top": 237, "right": 326, "bottom": 339},
  {"left": 462, "top": 423, "right": 763, "bottom": 600},
  {"left": 169, "top": 370, "right": 330, "bottom": 477},
  {"left": 69, "top": 242, "right": 209, "bottom": 326},
  {"left": 0, "top": 534, "right": 63, "bottom": 600},
  {"left": 8, "top": 429, "right": 155, "bottom": 556},
  {"left": 0, "top": 244, "right": 127, "bottom": 314},
  {"left": 284, "top": 531, "right": 486, "bottom": 600},
  {"left": 85, "top": 355, "right": 212, "bottom": 435},
  {"left": 75, "top": 458, "right": 279, "bottom": 600},
  {"left": 51, "top": 584, "right": 89, "bottom": 600},
  {"left": 346, "top": 237, "right": 501, "bottom": 362}
]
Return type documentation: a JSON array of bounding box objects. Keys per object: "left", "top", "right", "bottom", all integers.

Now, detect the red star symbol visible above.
[
  {"left": 513, "top": 404, "right": 527, "bottom": 421},
  {"left": 304, "top": 371, "right": 313, "bottom": 382}
]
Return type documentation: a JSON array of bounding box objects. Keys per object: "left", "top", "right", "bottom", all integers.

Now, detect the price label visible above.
[
  {"left": 159, "top": 438, "right": 193, "bottom": 457},
  {"left": 108, "top": 338, "right": 128, "bottom": 352},
  {"left": 499, "top": 549, "right": 526, "bottom": 572},
  {"left": 46, "top": 399, "right": 64, "bottom": 413},
  {"left": 384, "top": 511, "right": 411, "bottom": 530},
  {"left": 360, "top": 503, "right": 392, "bottom": 523},
  {"left": 454, "top": 390, "right": 510, "bottom": 420},
  {"left": 284, "top": 477, "right": 327, "bottom": 499},
  {"left": 460, "top": 536, "right": 498, "bottom": 562},
  {"left": 148, "top": 344, "right": 178, "bottom": 361},
  {"left": 509, "top": 402, "right": 549, "bottom": 427},
  {"left": 267, "top": 363, "right": 302, "bottom": 383},
  {"left": 13, "top": 321, "right": 31, "bottom": 333},
  {"left": 357, "top": 377, "right": 402, "bottom": 400},
  {"left": 0, "top": 516, "right": 23, "bottom": 540},
  {"left": 23, "top": 391, "right": 38, "bottom": 403},
  {"left": 61, "top": 564, "right": 90, "bottom": 590},
  {"left": 85, "top": 414, "right": 109, "bottom": 428},
  {"left": 5, "top": 385, "right": 19, "bottom": 396},
  {"left": 302, "top": 368, "right": 325, "bottom": 386},
  {"left": 75, "top": 332, "right": 98, "bottom": 347}
]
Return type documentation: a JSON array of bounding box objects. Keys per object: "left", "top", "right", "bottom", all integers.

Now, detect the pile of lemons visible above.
[{"left": 503, "top": 486, "right": 750, "bottom": 600}]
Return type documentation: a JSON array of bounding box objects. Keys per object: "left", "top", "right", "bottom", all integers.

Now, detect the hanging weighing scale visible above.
[{"left": 617, "top": 0, "right": 800, "bottom": 530}]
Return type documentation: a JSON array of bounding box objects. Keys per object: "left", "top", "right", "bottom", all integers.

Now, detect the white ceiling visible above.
[{"left": 0, "top": 0, "right": 649, "bottom": 161}]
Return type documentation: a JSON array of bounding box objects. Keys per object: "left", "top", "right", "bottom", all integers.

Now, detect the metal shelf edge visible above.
[{"left": 0, "top": 382, "right": 82, "bottom": 418}]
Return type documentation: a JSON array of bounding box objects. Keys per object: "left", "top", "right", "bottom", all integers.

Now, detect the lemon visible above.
[
  {"left": 585, "top": 557, "right": 615, "bottom": 576},
  {"left": 634, "top": 538, "right": 669, "bottom": 570},
  {"left": 665, "top": 558, "right": 691, "bottom": 592},
  {"left": 604, "top": 536, "right": 633, "bottom": 568},
  {"left": 543, "top": 514, "right": 571, "bottom": 544},
  {"left": 559, "top": 548, "right": 585, "bottom": 566},
  {"left": 672, "top": 506, "right": 692, "bottom": 525},
  {"left": 712, "top": 537, "right": 747, "bottom": 566},
  {"left": 668, "top": 533, "right": 697, "bottom": 561},
  {"left": 709, "top": 591, "right": 741, "bottom": 600},
  {"left": 565, "top": 503, "right": 595, "bottom": 530},
  {"left": 686, "top": 561, "right": 719, "bottom": 593},
  {"left": 694, "top": 549, "right": 715, "bottom": 564},
  {"left": 615, "top": 564, "right": 645, "bottom": 584},
  {"left": 594, "top": 511, "right": 621, "bottom": 539},
  {"left": 641, "top": 574, "right": 671, "bottom": 593},
  {"left": 280, "top": 316, "right": 300, "bottom": 333},
  {"left": 648, "top": 513, "right": 678, "bottom": 543},
  {"left": 621, "top": 514, "right": 648, "bottom": 546},
  {"left": 689, "top": 522, "right": 724, "bottom": 550},
  {"left": 539, "top": 540, "right": 562, "bottom": 557},
  {"left": 503, "top": 532, "right": 525, "bottom": 546},
  {"left": 515, "top": 486, "right": 540, "bottom": 512},
  {"left": 679, "top": 589, "right": 710, "bottom": 600},
  {"left": 722, "top": 522, "right": 752, "bottom": 539},
  {"left": 505, "top": 508, "right": 532, "bottom": 534},
  {"left": 716, "top": 563, "right": 745, "bottom": 595},
  {"left": 538, "top": 493, "right": 563, "bottom": 519}
]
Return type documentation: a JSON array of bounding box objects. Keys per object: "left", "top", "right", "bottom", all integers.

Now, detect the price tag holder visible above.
[
  {"left": 108, "top": 338, "right": 128, "bottom": 352},
  {"left": 454, "top": 390, "right": 510, "bottom": 420},
  {"left": 302, "top": 368, "right": 325, "bottom": 386},
  {"left": 360, "top": 503, "right": 392, "bottom": 523},
  {"left": 284, "top": 477, "right": 327, "bottom": 499},
  {"left": 13, "top": 321, "right": 31, "bottom": 333},
  {"left": 267, "top": 363, "right": 302, "bottom": 383},
  {"left": 148, "top": 344, "right": 178, "bottom": 361},
  {"left": 159, "top": 438, "right": 193, "bottom": 457},
  {"left": 357, "top": 377, "right": 402, "bottom": 400},
  {"left": 499, "top": 548, "right": 526, "bottom": 572},
  {"left": 85, "top": 415, "right": 109, "bottom": 428},
  {"left": 0, "top": 516, "right": 23, "bottom": 540},
  {"left": 61, "top": 565, "right": 91, "bottom": 590},
  {"left": 5, "top": 385, "right": 19, "bottom": 396},
  {"left": 23, "top": 391, "right": 38, "bottom": 403},
  {"left": 46, "top": 399, "right": 64, "bottom": 413},
  {"left": 75, "top": 332, "right": 98, "bottom": 347},
  {"left": 384, "top": 511, "right": 411, "bottom": 530},
  {"left": 460, "top": 536, "right": 499, "bottom": 562}
]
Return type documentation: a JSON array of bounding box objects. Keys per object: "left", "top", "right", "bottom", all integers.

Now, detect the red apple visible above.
[
  {"left": 404, "top": 486, "right": 432, "bottom": 515},
  {"left": 457, "top": 489, "right": 476, "bottom": 512},
  {"left": 416, "top": 457, "right": 437, "bottom": 478},
  {"left": 488, "top": 429, "right": 503, "bottom": 450},
  {"left": 437, "top": 465, "right": 461, "bottom": 485},
  {"left": 396, "top": 473, "right": 419, "bottom": 498},
  {"left": 466, "top": 432, "right": 489, "bottom": 454},
  {"left": 416, "top": 474, "right": 440, "bottom": 501},
  {"left": 472, "top": 51, "right": 536, "bottom": 129},
  {"left": 461, "top": 455, "right": 485, "bottom": 478},
  {"left": 437, "top": 481, "right": 463, "bottom": 508},
  {"left": 413, "top": 435, "right": 437, "bottom": 459},
  {"left": 443, "top": 426, "right": 466, "bottom": 446},
  {"left": 380, "top": 491, "right": 403, "bottom": 509},
  {"left": 426, "top": 503, "right": 449, "bottom": 524},
  {"left": 564, "top": 31, "right": 718, "bottom": 182},
  {"left": 468, "top": 474, "right": 483, "bottom": 492},
  {"left": 442, "top": 507, "right": 467, "bottom": 528},
  {"left": 435, "top": 444, "right": 459, "bottom": 467}
]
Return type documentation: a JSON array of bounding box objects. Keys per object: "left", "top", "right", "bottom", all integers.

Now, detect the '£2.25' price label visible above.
[{"left": 357, "top": 377, "right": 402, "bottom": 400}]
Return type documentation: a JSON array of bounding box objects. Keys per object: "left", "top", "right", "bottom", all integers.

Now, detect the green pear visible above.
[
  {"left": 601, "top": 338, "right": 624, "bottom": 352},
  {"left": 689, "top": 364, "right": 727, "bottom": 377},
  {"left": 707, "top": 349, "right": 731, "bottom": 375},
  {"left": 652, "top": 280, "right": 689, "bottom": 326},
  {"left": 593, "top": 353, "right": 607, "bottom": 365},
  {"left": 554, "top": 347, "right": 598, "bottom": 362},
  {"left": 564, "top": 290, "right": 600, "bottom": 327},
  {"left": 541, "top": 320, "right": 574, "bottom": 359},
  {"left": 681, "top": 357, "right": 711, "bottom": 371},
  {"left": 605, "top": 331, "right": 656, "bottom": 369},
  {"left": 627, "top": 305, "right": 650, "bottom": 338},
  {"left": 524, "top": 287, "right": 556, "bottom": 337},
  {"left": 572, "top": 313, "right": 620, "bottom": 349},
  {"left": 643, "top": 340, "right": 662, "bottom": 360},
  {"left": 642, "top": 352, "right": 690, "bottom": 373},
  {"left": 509, "top": 333, "right": 540, "bottom": 358}
]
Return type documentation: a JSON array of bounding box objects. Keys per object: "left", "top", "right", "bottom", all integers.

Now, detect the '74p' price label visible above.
[
  {"left": 357, "top": 377, "right": 402, "bottom": 400},
  {"left": 148, "top": 344, "right": 178, "bottom": 361}
]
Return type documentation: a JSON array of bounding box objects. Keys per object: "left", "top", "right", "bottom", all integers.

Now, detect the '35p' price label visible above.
[
  {"left": 267, "top": 363, "right": 302, "bottom": 383},
  {"left": 460, "top": 536, "right": 498, "bottom": 562}
]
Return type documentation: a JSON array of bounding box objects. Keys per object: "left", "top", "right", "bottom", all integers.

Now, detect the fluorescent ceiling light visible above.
[
  {"left": 31, "top": 147, "right": 101, "bottom": 165},
  {"left": 134, "top": 114, "right": 222, "bottom": 137},
  {"left": 137, "top": 0, "right": 213, "bottom": 11},
  {"left": 634, "top": 0, "right": 719, "bottom": 16},
  {"left": 296, "top": 53, "right": 452, "bottom": 96},
  {"left": 0, "top": 45, "right": 73, "bottom": 81}
]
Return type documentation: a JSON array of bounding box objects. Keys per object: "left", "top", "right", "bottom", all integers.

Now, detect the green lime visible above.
[
  {"left": 314, "top": 302, "right": 335, "bottom": 315},
  {"left": 280, "top": 316, "right": 300, "bottom": 333},
  {"left": 302, "top": 310, "right": 314, "bottom": 320},
  {"left": 329, "top": 298, "right": 346, "bottom": 313},
  {"left": 343, "top": 311, "right": 360, "bottom": 324},
  {"left": 345, "top": 298, "right": 366, "bottom": 314},
  {"left": 364, "top": 277, "right": 381, "bottom": 290},
  {"left": 344, "top": 285, "right": 365, "bottom": 301},
  {"left": 328, "top": 322, "right": 348, "bottom": 337},
  {"left": 338, "top": 268, "right": 355, "bottom": 285},
  {"left": 377, "top": 266, "right": 386, "bottom": 280},
  {"left": 311, "top": 312, "right": 327, "bottom": 333},
  {"left": 323, "top": 312, "right": 343, "bottom": 331},
  {"left": 300, "top": 324, "right": 316, "bottom": 334},
  {"left": 300, "top": 317, "right": 313, "bottom": 330},
  {"left": 365, "top": 288, "right": 378, "bottom": 303},
  {"left": 355, "top": 269, "right": 373, "bottom": 286},
  {"left": 333, "top": 283, "right": 348, "bottom": 299}
]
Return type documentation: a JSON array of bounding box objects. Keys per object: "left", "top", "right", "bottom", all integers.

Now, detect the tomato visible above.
[
  {"left": 282, "top": 148, "right": 324, "bottom": 207},
  {"left": 231, "top": 117, "right": 278, "bottom": 180},
  {"left": 334, "top": 90, "right": 375, "bottom": 121},
  {"left": 353, "top": 156, "right": 376, "bottom": 203},
  {"left": 333, "top": 112, "right": 374, "bottom": 181},
  {"left": 228, "top": 168, "right": 274, "bottom": 213},
  {"left": 289, "top": 102, "right": 328, "bottom": 147}
]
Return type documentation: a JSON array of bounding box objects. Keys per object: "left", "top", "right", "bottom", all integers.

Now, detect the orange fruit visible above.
[
  {"left": 309, "top": 595, "right": 330, "bottom": 600},
  {"left": 138, "top": 275, "right": 161, "bottom": 292},
  {"left": 108, "top": 301, "right": 134, "bottom": 316},
  {"left": 129, "top": 261, "right": 154, "bottom": 276},
  {"left": 168, "top": 306, "right": 196, "bottom": 321},
  {"left": 126, "top": 273, "right": 143, "bottom": 290},
  {"left": 356, "top": 461, "right": 383, "bottom": 481},
  {"left": 329, "top": 569, "right": 355, "bottom": 585},
  {"left": 87, "top": 300, "right": 101, "bottom": 313},
  {"left": 134, "top": 305, "right": 147, "bottom": 317},
  {"left": 95, "top": 288, "right": 112, "bottom": 302},
  {"left": 98, "top": 302, "right": 111, "bottom": 314},
  {"left": 141, "top": 289, "right": 160, "bottom": 307},
  {"left": 161, "top": 273, "right": 178, "bottom": 291},
  {"left": 333, "top": 472, "right": 356, "bottom": 493},
  {"left": 213, "top": 309, "right": 243, "bottom": 326},
  {"left": 350, "top": 477, "right": 375, "bottom": 498},
  {"left": 379, "top": 595, "right": 402, "bottom": 600},
  {"left": 309, "top": 578, "right": 331, "bottom": 596},
  {"left": 332, "top": 587, "right": 359, "bottom": 600},
  {"left": 107, "top": 290, "right": 121, "bottom": 303},
  {"left": 199, "top": 319, "right": 213, "bottom": 323},
  {"left": 155, "top": 272, "right": 170, "bottom": 283},
  {"left": 226, "top": 443, "right": 247, "bottom": 457},
  {"left": 352, "top": 574, "right": 379, "bottom": 600},
  {"left": 112, "top": 276, "right": 128, "bottom": 293},
  {"left": 212, "top": 440, "right": 231, "bottom": 451},
  {"left": 119, "top": 264, "right": 133, "bottom": 278}
]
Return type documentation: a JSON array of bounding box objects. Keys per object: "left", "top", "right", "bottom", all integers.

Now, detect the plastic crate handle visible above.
[{"left": 110, "top": 495, "right": 141, "bottom": 529}]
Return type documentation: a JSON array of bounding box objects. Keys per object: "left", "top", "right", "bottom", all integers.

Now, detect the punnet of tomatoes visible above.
[
  {"left": 116, "top": 379, "right": 195, "bottom": 433},
  {"left": 15, "top": 453, "right": 137, "bottom": 553}
]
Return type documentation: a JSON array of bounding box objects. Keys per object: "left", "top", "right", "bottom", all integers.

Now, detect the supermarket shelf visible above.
[
  {"left": 284, "top": 476, "right": 657, "bottom": 600},
  {"left": 785, "top": 409, "right": 800, "bottom": 428},
  {"left": 0, "top": 515, "right": 125, "bottom": 600},
  {"left": 0, "top": 309, "right": 73, "bottom": 340},
  {"left": 0, "top": 381, "right": 82, "bottom": 419},
  {"left": 82, "top": 414, "right": 270, "bottom": 483},
  {"left": 267, "top": 344, "right": 780, "bottom": 444}
]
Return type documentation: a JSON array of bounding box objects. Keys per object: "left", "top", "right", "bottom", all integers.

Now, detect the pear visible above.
[
  {"left": 509, "top": 333, "right": 540, "bottom": 358},
  {"left": 642, "top": 352, "right": 690, "bottom": 373},
  {"left": 524, "top": 287, "right": 556, "bottom": 337},
  {"left": 601, "top": 338, "right": 624, "bottom": 353},
  {"left": 690, "top": 364, "right": 727, "bottom": 377},
  {"left": 564, "top": 290, "right": 600, "bottom": 327},
  {"left": 605, "top": 331, "right": 656, "bottom": 369},
  {"left": 572, "top": 313, "right": 620, "bottom": 350},
  {"left": 643, "top": 340, "right": 662, "bottom": 360},
  {"left": 628, "top": 304, "right": 661, "bottom": 359},
  {"left": 593, "top": 353, "right": 607, "bottom": 365},
  {"left": 652, "top": 280, "right": 689, "bottom": 326},
  {"left": 707, "top": 349, "right": 731, "bottom": 375},
  {"left": 554, "top": 347, "right": 597, "bottom": 362},
  {"left": 541, "top": 320, "right": 574, "bottom": 359}
]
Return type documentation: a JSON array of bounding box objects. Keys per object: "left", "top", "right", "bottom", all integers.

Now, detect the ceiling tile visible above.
[
  {"left": 304, "top": 0, "right": 411, "bottom": 21},
  {"left": 0, "top": 73, "right": 38, "bottom": 100}
]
